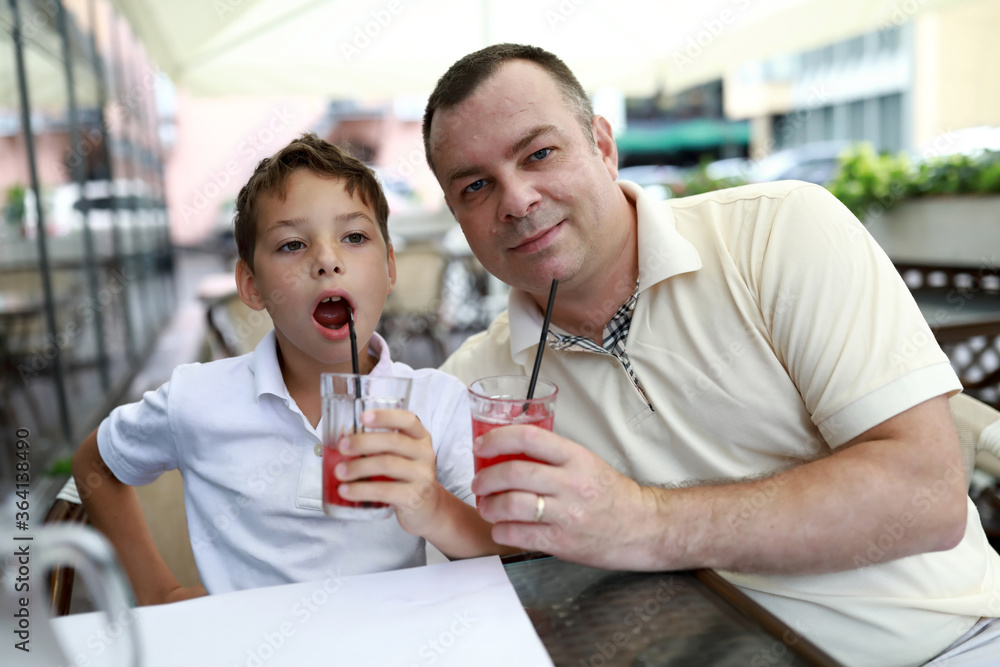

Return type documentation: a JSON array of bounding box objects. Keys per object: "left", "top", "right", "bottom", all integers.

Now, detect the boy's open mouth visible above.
[{"left": 313, "top": 296, "right": 350, "bottom": 329}]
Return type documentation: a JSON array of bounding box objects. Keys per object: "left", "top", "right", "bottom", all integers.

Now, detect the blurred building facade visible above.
[
  {"left": 1, "top": 0, "right": 172, "bottom": 484},
  {"left": 725, "top": 0, "right": 1000, "bottom": 159}
]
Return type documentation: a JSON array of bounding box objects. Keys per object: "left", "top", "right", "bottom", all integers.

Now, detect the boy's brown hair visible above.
[{"left": 234, "top": 133, "right": 390, "bottom": 271}]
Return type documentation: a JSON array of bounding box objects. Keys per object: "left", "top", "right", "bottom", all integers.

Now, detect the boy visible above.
[{"left": 73, "top": 134, "right": 508, "bottom": 604}]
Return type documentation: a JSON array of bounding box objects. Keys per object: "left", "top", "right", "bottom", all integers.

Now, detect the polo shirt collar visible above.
[
  {"left": 248, "top": 329, "right": 394, "bottom": 403},
  {"left": 507, "top": 179, "right": 702, "bottom": 365}
]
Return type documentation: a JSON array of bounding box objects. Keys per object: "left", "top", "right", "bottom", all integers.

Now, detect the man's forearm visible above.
[{"left": 636, "top": 407, "right": 968, "bottom": 574}]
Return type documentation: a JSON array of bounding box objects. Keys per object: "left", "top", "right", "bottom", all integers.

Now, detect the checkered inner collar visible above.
[{"left": 547, "top": 282, "right": 644, "bottom": 392}]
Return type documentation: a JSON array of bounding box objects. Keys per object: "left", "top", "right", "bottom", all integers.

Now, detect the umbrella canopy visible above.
[{"left": 107, "top": 0, "right": 974, "bottom": 98}]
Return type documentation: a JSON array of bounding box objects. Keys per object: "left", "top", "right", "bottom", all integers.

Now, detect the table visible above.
[
  {"left": 502, "top": 553, "right": 841, "bottom": 666},
  {"left": 45, "top": 552, "right": 842, "bottom": 667}
]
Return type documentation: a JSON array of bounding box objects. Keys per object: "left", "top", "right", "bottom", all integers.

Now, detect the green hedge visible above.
[{"left": 826, "top": 143, "right": 1000, "bottom": 220}]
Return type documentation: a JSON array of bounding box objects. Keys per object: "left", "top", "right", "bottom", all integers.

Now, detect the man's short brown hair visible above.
[
  {"left": 234, "top": 133, "right": 390, "bottom": 271},
  {"left": 422, "top": 43, "right": 595, "bottom": 175}
]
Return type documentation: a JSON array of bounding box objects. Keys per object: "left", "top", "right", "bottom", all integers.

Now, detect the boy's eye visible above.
[
  {"left": 528, "top": 148, "right": 552, "bottom": 162},
  {"left": 344, "top": 232, "right": 367, "bottom": 244},
  {"left": 464, "top": 179, "right": 487, "bottom": 194},
  {"left": 280, "top": 240, "right": 305, "bottom": 252}
]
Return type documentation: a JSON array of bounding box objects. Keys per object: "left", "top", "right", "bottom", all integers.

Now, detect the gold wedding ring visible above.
[{"left": 533, "top": 494, "right": 546, "bottom": 523}]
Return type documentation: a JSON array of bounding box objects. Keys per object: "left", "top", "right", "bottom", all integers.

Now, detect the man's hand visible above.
[
  {"left": 334, "top": 409, "right": 445, "bottom": 535},
  {"left": 472, "top": 395, "right": 968, "bottom": 575},
  {"left": 473, "top": 424, "right": 659, "bottom": 570}
]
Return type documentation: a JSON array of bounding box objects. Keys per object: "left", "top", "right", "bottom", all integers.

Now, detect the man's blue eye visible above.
[
  {"left": 465, "top": 180, "right": 486, "bottom": 193},
  {"left": 530, "top": 148, "right": 551, "bottom": 161}
]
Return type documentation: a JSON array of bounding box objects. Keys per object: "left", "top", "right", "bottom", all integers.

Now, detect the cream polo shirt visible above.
[
  {"left": 442, "top": 180, "right": 1000, "bottom": 667},
  {"left": 99, "top": 331, "right": 474, "bottom": 595}
]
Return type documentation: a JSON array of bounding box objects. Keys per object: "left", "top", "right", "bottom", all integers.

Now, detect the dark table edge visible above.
[{"left": 693, "top": 568, "right": 843, "bottom": 667}]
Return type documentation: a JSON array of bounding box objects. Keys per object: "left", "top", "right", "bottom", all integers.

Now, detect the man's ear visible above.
[
  {"left": 235, "top": 259, "right": 267, "bottom": 311},
  {"left": 592, "top": 115, "right": 619, "bottom": 181},
  {"left": 386, "top": 244, "right": 397, "bottom": 296}
]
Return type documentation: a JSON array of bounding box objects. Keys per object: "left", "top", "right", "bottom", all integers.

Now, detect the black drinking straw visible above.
[
  {"left": 347, "top": 306, "right": 371, "bottom": 507},
  {"left": 527, "top": 279, "right": 558, "bottom": 400},
  {"left": 347, "top": 306, "right": 361, "bottom": 433}
]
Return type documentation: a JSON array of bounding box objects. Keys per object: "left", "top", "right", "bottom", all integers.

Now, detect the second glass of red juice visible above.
[{"left": 469, "top": 376, "right": 558, "bottom": 507}]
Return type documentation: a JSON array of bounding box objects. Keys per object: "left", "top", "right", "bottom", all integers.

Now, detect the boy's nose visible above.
[{"left": 313, "top": 245, "right": 343, "bottom": 277}]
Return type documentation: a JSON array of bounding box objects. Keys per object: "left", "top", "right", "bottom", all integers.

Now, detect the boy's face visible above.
[{"left": 236, "top": 169, "right": 395, "bottom": 374}]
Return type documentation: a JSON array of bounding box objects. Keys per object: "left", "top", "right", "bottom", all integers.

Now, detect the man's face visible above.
[
  {"left": 236, "top": 169, "right": 395, "bottom": 373},
  {"left": 428, "top": 60, "right": 622, "bottom": 296}
]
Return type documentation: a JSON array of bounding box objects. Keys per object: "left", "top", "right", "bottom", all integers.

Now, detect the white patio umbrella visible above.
[{"left": 106, "top": 0, "right": 976, "bottom": 98}]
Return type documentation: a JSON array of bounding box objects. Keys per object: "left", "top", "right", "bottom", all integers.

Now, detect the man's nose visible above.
[{"left": 498, "top": 176, "right": 541, "bottom": 221}]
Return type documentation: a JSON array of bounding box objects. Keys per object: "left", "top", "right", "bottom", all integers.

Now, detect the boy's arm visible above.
[
  {"left": 399, "top": 482, "right": 521, "bottom": 559},
  {"left": 73, "top": 429, "right": 207, "bottom": 605},
  {"left": 334, "top": 410, "right": 520, "bottom": 558}
]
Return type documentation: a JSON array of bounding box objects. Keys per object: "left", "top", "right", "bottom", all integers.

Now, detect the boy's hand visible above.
[{"left": 334, "top": 409, "right": 445, "bottom": 535}]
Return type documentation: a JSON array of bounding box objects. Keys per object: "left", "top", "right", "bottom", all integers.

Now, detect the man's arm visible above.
[
  {"left": 473, "top": 394, "right": 967, "bottom": 574},
  {"left": 73, "top": 429, "right": 207, "bottom": 604}
]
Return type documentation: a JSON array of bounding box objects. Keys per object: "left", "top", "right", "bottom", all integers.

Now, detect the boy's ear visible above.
[
  {"left": 386, "top": 244, "right": 397, "bottom": 296},
  {"left": 235, "top": 259, "right": 267, "bottom": 311}
]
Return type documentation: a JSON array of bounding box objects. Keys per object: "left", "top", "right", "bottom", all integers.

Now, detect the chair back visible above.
[{"left": 949, "top": 392, "right": 1000, "bottom": 487}]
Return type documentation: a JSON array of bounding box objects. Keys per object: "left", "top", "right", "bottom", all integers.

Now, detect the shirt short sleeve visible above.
[
  {"left": 97, "top": 378, "right": 180, "bottom": 486},
  {"left": 755, "top": 183, "right": 961, "bottom": 446}
]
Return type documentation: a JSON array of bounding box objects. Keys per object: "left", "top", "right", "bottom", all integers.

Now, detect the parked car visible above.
[
  {"left": 616, "top": 164, "right": 686, "bottom": 200},
  {"left": 705, "top": 157, "right": 754, "bottom": 183},
  {"left": 750, "top": 141, "right": 850, "bottom": 186}
]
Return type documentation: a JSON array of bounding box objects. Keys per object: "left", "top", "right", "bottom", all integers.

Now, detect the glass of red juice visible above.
[
  {"left": 469, "top": 376, "right": 558, "bottom": 508},
  {"left": 321, "top": 373, "right": 412, "bottom": 520}
]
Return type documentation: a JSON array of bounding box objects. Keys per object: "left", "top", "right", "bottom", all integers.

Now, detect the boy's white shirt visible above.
[{"left": 97, "top": 330, "right": 474, "bottom": 594}]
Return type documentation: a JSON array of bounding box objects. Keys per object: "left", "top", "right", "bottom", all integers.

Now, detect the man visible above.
[{"left": 423, "top": 44, "right": 1000, "bottom": 666}]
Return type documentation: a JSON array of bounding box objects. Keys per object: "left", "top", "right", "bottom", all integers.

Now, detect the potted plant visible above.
[
  {"left": 827, "top": 144, "right": 1000, "bottom": 266},
  {"left": 4, "top": 183, "right": 26, "bottom": 232}
]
